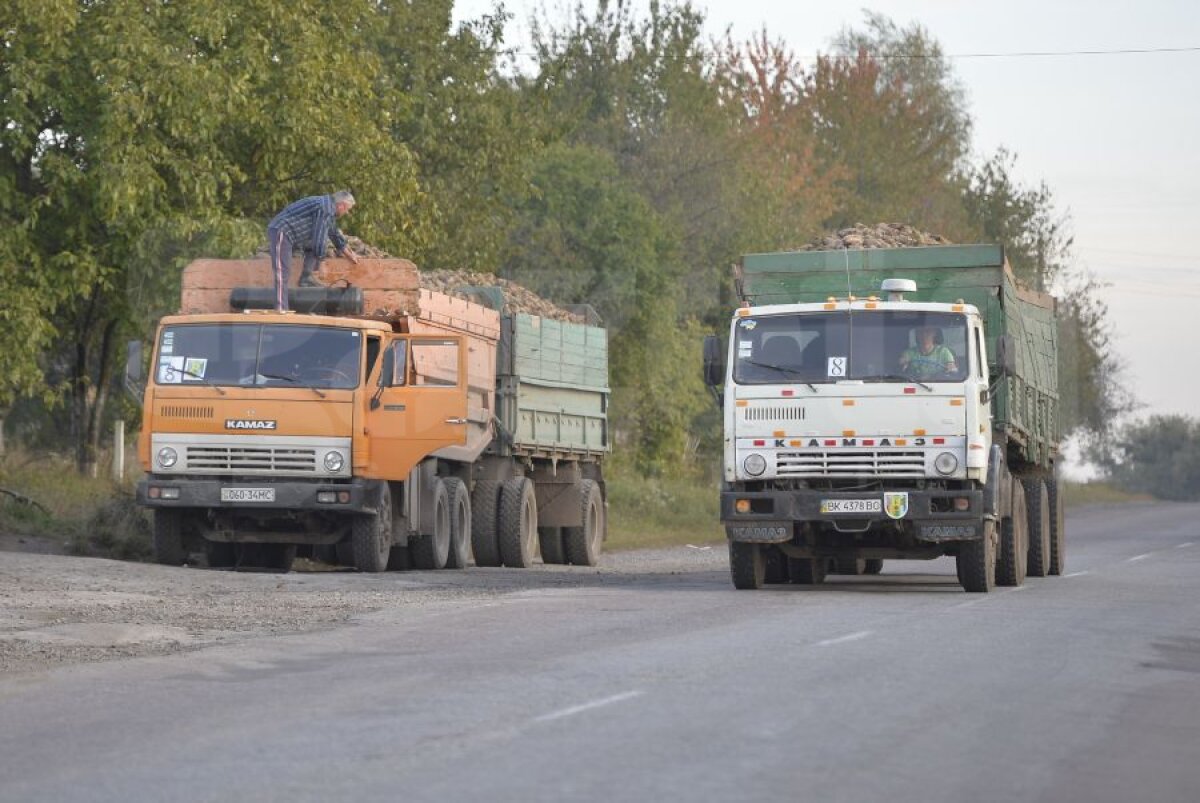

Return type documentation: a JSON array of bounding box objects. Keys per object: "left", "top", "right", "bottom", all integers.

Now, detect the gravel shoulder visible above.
[{"left": 0, "top": 543, "right": 726, "bottom": 676}]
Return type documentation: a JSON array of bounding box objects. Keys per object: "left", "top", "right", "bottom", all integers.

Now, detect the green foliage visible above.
[
  {"left": 605, "top": 457, "right": 724, "bottom": 550},
  {"left": 1097, "top": 415, "right": 1200, "bottom": 501}
]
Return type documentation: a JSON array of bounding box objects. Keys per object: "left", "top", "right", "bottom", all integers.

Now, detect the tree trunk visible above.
[{"left": 71, "top": 286, "right": 120, "bottom": 477}]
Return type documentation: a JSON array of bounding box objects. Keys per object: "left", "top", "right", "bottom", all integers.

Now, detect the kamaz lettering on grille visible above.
[{"left": 225, "top": 419, "right": 277, "bottom": 430}]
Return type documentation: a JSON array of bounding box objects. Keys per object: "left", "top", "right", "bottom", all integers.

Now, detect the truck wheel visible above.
[
  {"left": 789, "top": 558, "right": 827, "bottom": 585},
  {"left": 997, "top": 485, "right": 1027, "bottom": 587},
  {"left": 443, "top": 478, "right": 472, "bottom": 570},
  {"left": 499, "top": 477, "right": 538, "bottom": 568},
  {"left": 957, "top": 520, "right": 997, "bottom": 592},
  {"left": 763, "top": 547, "right": 789, "bottom": 584},
  {"left": 864, "top": 559, "right": 884, "bottom": 575},
  {"left": 351, "top": 485, "right": 393, "bottom": 572},
  {"left": 729, "top": 541, "right": 765, "bottom": 590},
  {"left": 470, "top": 480, "right": 502, "bottom": 567},
  {"left": 539, "top": 527, "right": 566, "bottom": 564},
  {"left": 564, "top": 479, "right": 604, "bottom": 566},
  {"left": 412, "top": 479, "right": 451, "bottom": 570},
  {"left": 1024, "top": 479, "right": 1051, "bottom": 577},
  {"left": 205, "top": 540, "right": 236, "bottom": 569},
  {"left": 834, "top": 558, "right": 866, "bottom": 575},
  {"left": 153, "top": 510, "right": 186, "bottom": 565},
  {"left": 1047, "top": 478, "right": 1067, "bottom": 575}
]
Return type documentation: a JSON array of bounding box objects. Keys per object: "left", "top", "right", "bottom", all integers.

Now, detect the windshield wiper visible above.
[
  {"left": 179, "top": 368, "right": 227, "bottom": 396},
  {"left": 259, "top": 372, "right": 326, "bottom": 398},
  {"left": 740, "top": 359, "right": 818, "bottom": 392},
  {"left": 860, "top": 373, "right": 933, "bottom": 392}
]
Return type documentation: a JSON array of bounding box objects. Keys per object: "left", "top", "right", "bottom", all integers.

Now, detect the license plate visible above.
[
  {"left": 221, "top": 487, "right": 276, "bottom": 503},
  {"left": 820, "top": 498, "right": 881, "bottom": 514}
]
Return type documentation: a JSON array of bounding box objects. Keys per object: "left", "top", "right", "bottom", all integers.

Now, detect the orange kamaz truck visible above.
[{"left": 126, "top": 258, "right": 609, "bottom": 573}]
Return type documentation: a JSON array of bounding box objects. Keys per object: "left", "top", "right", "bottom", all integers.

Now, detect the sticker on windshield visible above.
[
  {"left": 182, "top": 357, "right": 208, "bottom": 380},
  {"left": 161, "top": 331, "right": 175, "bottom": 355},
  {"left": 738, "top": 319, "right": 757, "bottom": 330},
  {"left": 737, "top": 341, "right": 753, "bottom": 356},
  {"left": 158, "top": 356, "right": 184, "bottom": 384},
  {"left": 827, "top": 356, "right": 847, "bottom": 377}
]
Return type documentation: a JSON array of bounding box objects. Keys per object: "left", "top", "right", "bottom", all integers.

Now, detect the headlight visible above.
[
  {"left": 156, "top": 447, "right": 178, "bottom": 469},
  {"left": 743, "top": 453, "right": 767, "bottom": 476},
  {"left": 934, "top": 451, "right": 958, "bottom": 475},
  {"left": 323, "top": 451, "right": 345, "bottom": 472}
]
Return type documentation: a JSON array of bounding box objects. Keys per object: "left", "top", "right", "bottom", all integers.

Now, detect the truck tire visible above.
[
  {"left": 764, "top": 547, "right": 789, "bottom": 584},
  {"left": 789, "top": 557, "right": 827, "bottom": 585},
  {"left": 729, "top": 541, "right": 765, "bottom": 590},
  {"left": 499, "top": 477, "right": 538, "bottom": 568},
  {"left": 412, "top": 479, "right": 450, "bottom": 570},
  {"left": 997, "top": 484, "right": 1027, "bottom": 587},
  {"left": 1047, "top": 478, "right": 1067, "bottom": 575},
  {"left": 539, "top": 527, "right": 566, "bottom": 564},
  {"left": 470, "top": 480, "right": 502, "bottom": 567},
  {"left": 564, "top": 479, "right": 604, "bottom": 566},
  {"left": 957, "top": 520, "right": 997, "bottom": 593},
  {"left": 834, "top": 558, "right": 866, "bottom": 575},
  {"left": 1024, "top": 478, "right": 1051, "bottom": 577},
  {"left": 153, "top": 510, "right": 186, "bottom": 565},
  {"left": 443, "top": 478, "right": 472, "bottom": 570},
  {"left": 864, "top": 559, "right": 884, "bottom": 575},
  {"left": 351, "top": 485, "right": 392, "bottom": 573}
]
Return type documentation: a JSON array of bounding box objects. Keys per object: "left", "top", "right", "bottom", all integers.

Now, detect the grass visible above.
[
  {"left": 1061, "top": 480, "right": 1154, "bottom": 508},
  {"left": 605, "top": 462, "right": 725, "bottom": 551},
  {"left": 0, "top": 449, "right": 151, "bottom": 559}
]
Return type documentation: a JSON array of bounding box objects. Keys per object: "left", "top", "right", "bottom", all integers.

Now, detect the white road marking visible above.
[
  {"left": 534, "top": 690, "right": 644, "bottom": 723},
  {"left": 1127, "top": 553, "right": 1152, "bottom": 563},
  {"left": 1065, "top": 571, "right": 1090, "bottom": 578},
  {"left": 1178, "top": 542, "right": 1194, "bottom": 549},
  {"left": 815, "top": 630, "right": 873, "bottom": 647},
  {"left": 949, "top": 585, "right": 1026, "bottom": 609}
]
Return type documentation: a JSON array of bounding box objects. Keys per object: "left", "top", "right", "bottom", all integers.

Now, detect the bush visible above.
[{"left": 605, "top": 459, "right": 724, "bottom": 551}]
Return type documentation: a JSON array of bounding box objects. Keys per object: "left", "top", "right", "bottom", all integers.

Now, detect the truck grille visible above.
[
  {"left": 744, "top": 406, "right": 805, "bottom": 422},
  {"left": 160, "top": 405, "right": 214, "bottom": 420},
  {"left": 185, "top": 445, "right": 317, "bottom": 474},
  {"left": 777, "top": 450, "right": 925, "bottom": 477}
]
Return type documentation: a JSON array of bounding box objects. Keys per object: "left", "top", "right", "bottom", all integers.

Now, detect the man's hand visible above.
[{"left": 341, "top": 248, "right": 360, "bottom": 265}]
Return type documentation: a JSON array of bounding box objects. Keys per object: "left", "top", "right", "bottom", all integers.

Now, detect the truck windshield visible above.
[
  {"left": 733, "top": 311, "right": 969, "bottom": 385},
  {"left": 155, "top": 324, "right": 362, "bottom": 389}
]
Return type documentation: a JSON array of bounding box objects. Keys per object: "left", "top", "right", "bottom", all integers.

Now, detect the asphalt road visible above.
[{"left": 2, "top": 502, "right": 1199, "bottom": 803}]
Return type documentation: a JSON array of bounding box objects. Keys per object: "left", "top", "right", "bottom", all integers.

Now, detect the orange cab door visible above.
[{"left": 363, "top": 335, "right": 469, "bottom": 480}]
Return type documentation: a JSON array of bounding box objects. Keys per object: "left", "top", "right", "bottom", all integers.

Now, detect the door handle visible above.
[{"left": 444, "top": 417, "right": 467, "bottom": 425}]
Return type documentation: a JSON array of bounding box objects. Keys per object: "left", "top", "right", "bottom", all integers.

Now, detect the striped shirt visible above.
[{"left": 267, "top": 195, "right": 348, "bottom": 256}]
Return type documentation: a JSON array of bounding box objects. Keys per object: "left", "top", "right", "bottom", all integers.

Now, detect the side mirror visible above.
[
  {"left": 995, "top": 334, "right": 1017, "bottom": 376},
  {"left": 703, "top": 335, "right": 725, "bottom": 387},
  {"left": 124, "top": 340, "right": 145, "bottom": 403}
]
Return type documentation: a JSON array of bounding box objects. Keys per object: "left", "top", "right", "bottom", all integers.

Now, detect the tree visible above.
[{"left": 1100, "top": 415, "right": 1200, "bottom": 501}]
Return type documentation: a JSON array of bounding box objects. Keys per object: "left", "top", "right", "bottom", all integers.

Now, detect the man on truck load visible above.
[
  {"left": 900, "top": 325, "right": 958, "bottom": 378},
  {"left": 267, "top": 190, "right": 361, "bottom": 311}
]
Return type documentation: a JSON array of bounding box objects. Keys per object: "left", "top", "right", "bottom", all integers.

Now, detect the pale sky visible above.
[{"left": 455, "top": 0, "right": 1200, "bottom": 424}]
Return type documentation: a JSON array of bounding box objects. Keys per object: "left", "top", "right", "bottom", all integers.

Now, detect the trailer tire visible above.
[
  {"left": 351, "top": 485, "right": 392, "bottom": 573},
  {"left": 443, "top": 478, "right": 472, "bottom": 570},
  {"left": 412, "top": 479, "right": 451, "bottom": 570},
  {"left": 789, "top": 557, "right": 827, "bottom": 585},
  {"left": 499, "top": 477, "right": 538, "bottom": 568},
  {"left": 957, "top": 520, "right": 997, "bottom": 592},
  {"left": 470, "top": 480, "right": 502, "bottom": 567},
  {"left": 153, "top": 510, "right": 187, "bottom": 566},
  {"left": 764, "top": 546, "right": 789, "bottom": 584},
  {"left": 1047, "top": 478, "right": 1067, "bottom": 575},
  {"left": 997, "top": 484, "right": 1027, "bottom": 587},
  {"left": 864, "top": 559, "right": 884, "bottom": 575},
  {"left": 564, "top": 480, "right": 603, "bottom": 566},
  {"left": 539, "top": 527, "right": 566, "bottom": 564},
  {"left": 729, "top": 541, "right": 765, "bottom": 590},
  {"left": 1024, "top": 478, "right": 1051, "bottom": 577}
]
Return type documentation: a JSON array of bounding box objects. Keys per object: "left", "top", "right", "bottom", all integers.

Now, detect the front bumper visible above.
[
  {"left": 721, "top": 487, "right": 984, "bottom": 543},
  {"left": 137, "top": 476, "right": 376, "bottom": 514}
]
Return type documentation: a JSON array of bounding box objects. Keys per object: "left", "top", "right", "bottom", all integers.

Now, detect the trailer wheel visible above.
[
  {"left": 997, "top": 484, "right": 1027, "bottom": 587},
  {"left": 470, "top": 480, "right": 502, "bottom": 567},
  {"left": 1047, "top": 478, "right": 1067, "bottom": 575},
  {"left": 564, "top": 480, "right": 603, "bottom": 566},
  {"left": 957, "top": 520, "right": 997, "bottom": 592},
  {"left": 351, "top": 485, "right": 392, "bottom": 572},
  {"left": 499, "top": 477, "right": 538, "bottom": 568},
  {"left": 539, "top": 527, "right": 566, "bottom": 564},
  {"left": 789, "top": 557, "right": 827, "bottom": 585},
  {"left": 412, "top": 479, "right": 450, "bottom": 570},
  {"left": 443, "top": 478, "right": 472, "bottom": 570},
  {"left": 729, "top": 541, "right": 765, "bottom": 590},
  {"left": 763, "top": 546, "right": 789, "bottom": 584},
  {"left": 864, "top": 559, "right": 884, "bottom": 575},
  {"left": 153, "top": 510, "right": 187, "bottom": 565},
  {"left": 1024, "top": 478, "right": 1051, "bottom": 577}
]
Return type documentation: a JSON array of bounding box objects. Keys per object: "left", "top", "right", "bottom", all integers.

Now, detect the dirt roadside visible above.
[{"left": 0, "top": 542, "right": 725, "bottom": 677}]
